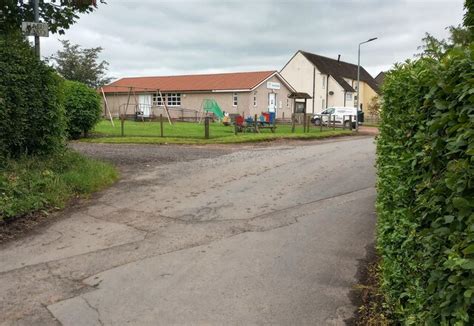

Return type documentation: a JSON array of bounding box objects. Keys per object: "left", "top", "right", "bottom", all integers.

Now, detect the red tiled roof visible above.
[{"left": 101, "top": 71, "right": 276, "bottom": 93}]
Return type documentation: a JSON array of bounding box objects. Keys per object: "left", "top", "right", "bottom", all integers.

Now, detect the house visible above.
[
  {"left": 280, "top": 50, "right": 379, "bottom": 114},
  {"left": 101, "top": 71, "right": 296, "bottom": 120},
  {"left": 375, "top": 71, "right": 385, "bottom": 87}
]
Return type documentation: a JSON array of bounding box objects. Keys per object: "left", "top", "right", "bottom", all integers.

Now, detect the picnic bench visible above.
[{"left": 234, "top": 114, "right": 277, "bottom": 133}]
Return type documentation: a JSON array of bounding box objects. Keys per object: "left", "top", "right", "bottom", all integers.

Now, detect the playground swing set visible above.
[{"left": 100, "top": 85, "right": 174, "bottom": 125}]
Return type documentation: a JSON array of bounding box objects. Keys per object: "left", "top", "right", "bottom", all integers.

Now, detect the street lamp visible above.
[{"left": 356, "top": 37, "right": 377, "bottom": 131}]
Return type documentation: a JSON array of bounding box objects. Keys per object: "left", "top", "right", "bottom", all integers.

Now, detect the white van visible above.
[{"left": 311, "top": 107, "right": 358, "bottom": 128}]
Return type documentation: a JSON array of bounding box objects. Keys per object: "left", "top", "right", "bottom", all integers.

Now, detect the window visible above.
[
  {"left": 167, "top": 93, "right": 181, "bottom": 106},
  {"left": 152, "top": 93, "right": 164, "bottom": 106},
  {"left": 253, "top": 92, "right": 257, "bottom": 107},
  {"left": 286, "top": 98, "right": 290, "bottom": 108},
  {"left": 233, "top": 92, "right": 238, "bottom": 107},
  {"left": 354, "top": 95, "right": 358, "bottom": 107},
  {"left": 322, "top": 76, "right": 326, "bottom": 89},
  {"left": 346, "top": 93, "right": 353, "bottom": 101}
]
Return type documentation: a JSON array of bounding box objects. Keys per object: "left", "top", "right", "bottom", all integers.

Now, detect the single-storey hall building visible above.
[
  {"left": 101, "top": 71, "right": 296, "bottom": 120},
  {"left": 280, "top": 50, "right": 380, "bottom": 114}
]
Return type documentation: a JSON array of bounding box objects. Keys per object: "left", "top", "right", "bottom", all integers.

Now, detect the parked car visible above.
[{"left": 311, "top": 107, "right": 358, "bottom": 128}]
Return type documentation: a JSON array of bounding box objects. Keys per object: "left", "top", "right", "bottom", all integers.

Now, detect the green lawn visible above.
[
  {"left": 0, "top": 150, "right": 118, "bottom": 221},
  {"left": 86, "top": 120, "right": 352, "bottom": 144}
]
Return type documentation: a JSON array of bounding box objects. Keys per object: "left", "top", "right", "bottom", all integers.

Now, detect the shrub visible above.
[
  {"left": 376, "top": 44, "right": 474, "bottom": 324},
  {"left": 0, "top": 33, "right": 65, "bottom": 158},
  {"left": 63, "top": 80, "right": 102, "bottom": 139}
]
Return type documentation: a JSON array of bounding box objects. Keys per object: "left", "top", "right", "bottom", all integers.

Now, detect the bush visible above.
[
  {"left": 0, "top": 33, "right": 65, "bottom": 158},
  {"left": 376, "top": 44, "right": 474, "bottom": 324},
  {"left": 63, "top": 80, "right": 102, "bottom": 139},
  {"left": 0, "top": 150, "right": 118, "bottom": 221}
]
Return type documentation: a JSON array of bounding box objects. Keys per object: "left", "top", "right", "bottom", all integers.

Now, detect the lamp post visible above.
[{"left": 356, "top": 37, "right": 377, "bottom": 131}]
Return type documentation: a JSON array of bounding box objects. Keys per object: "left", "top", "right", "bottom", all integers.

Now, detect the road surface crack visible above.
[{"left": 82, "top": 297, "right": 104, "bottom": 326}]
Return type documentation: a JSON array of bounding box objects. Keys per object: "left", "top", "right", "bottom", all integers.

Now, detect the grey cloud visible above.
[{"left": 40, "top": 0, "right": 465, "bottom": 79}]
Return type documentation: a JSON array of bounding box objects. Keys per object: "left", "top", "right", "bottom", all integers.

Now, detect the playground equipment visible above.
[
  {"left": 100, "top": 86, "right": 173, "bottom": 125},
  {"left": 199, "top": 99, "right": 224, "bottom": 123}
]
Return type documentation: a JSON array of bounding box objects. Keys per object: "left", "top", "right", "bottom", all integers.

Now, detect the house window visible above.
[
  {"left": 253, "top": 92, "right": 257, "bottom": 107},
  {"left": 167, "top": 93, "right": 181, "bottom": 106},
  {"left": 346, "top": 93, "right": 353, "bottom": 101},
  {"left": 152, "top": 93, "right": 164, "bottom": 106},
  {"left": 286, "top": 98, "right": 290, "bottom": 108},
  {"left": 354, "top": 95, "right": 358, "bottom": 107},
  {"left": 233, "top": 92, "right": 238, "bottom": 107},
  {"left": 322, "top": 76, "right": 326, "bottom": 89}
]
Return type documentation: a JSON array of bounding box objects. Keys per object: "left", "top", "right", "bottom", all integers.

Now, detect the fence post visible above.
[
  {"left": 254, "top": 114, "right": 258, "bottom": 133},
  {"left": 282, "top": 112, "right": 285, "bottom": 121},
  {"left": 120, "top": 115, "right": 125, "bottom": 137},
  {"left": 204, "top": 116, "right": 210, "bottom": 139},
  {"left": 349, "top": 115, "right": 353, "bottom": 131},
  {"left": 291, "top": 113, "right": 296, "bottom": 133},
  {"left": 307, "top": 115, "right": 311, "bottom": 132},
  {"left": 333, "top": 115, "right": 336, "bottom": 130},
  {"left": 160, "top": 114, "right": 164, "bottom": 137},
  {"left": 342, "top": 115, "right": 346, "bottom": 130},
  {"left": 320, "top": 114, "right": 323, "bottom": 132},
  {"left": 234, "top": 123, "right": 238, "bottom": 135},
  {"left": 303, "top": 113, "right": 307, "bottom": 133}
]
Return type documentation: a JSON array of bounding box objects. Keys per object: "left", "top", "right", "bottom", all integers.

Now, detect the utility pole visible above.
[{"left": 34, "top": 0, "right": 40, "bottom": 58}]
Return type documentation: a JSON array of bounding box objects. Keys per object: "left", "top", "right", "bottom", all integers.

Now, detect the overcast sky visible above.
[{"left": 41, "top": 0, "right": 465, "bottom": 79}]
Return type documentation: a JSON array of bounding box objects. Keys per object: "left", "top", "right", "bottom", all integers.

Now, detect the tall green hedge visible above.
[
  {"left": 376, "top": 44, "right": 474, "bottom": 324},
  {"left": 63, "top": 80, "right": 101, "bottom": 139},
  {"left": 0, "top": 33, "right": 65, "bottom": 158}
]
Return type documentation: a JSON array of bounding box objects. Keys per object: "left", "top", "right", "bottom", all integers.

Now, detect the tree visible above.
[
  {"left": 49, "top": 40, "right": 111, "bottom": 88},
  {"left": 367, "top": 96, "right": 381, "bottom": 117},
  {"left": 63, "top": 80, "right": 102, "bottom": 139},
  {"left": 418, "top": 1, "right": 473, "bottom": 59},
  {"left": 464, "top": 0, "right": 474, "bottom": 36},
  {"left": 418, "top": 25, "right": 472, "bottom": 59},
  {"left": 0, "top": 0, "right": 105, "bottom": 35}
]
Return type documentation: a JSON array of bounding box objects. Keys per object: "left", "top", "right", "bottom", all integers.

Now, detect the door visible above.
[
  {"left": 268, "top": 93, "right": 276, "bottom": 113},
  {"left": 138, "top": 94, "right": 152, "bottom": 117}
]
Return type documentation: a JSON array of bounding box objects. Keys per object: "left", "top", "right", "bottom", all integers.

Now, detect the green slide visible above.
[{"left": 202, "top": 99, "right": 224, "bottom": 120}]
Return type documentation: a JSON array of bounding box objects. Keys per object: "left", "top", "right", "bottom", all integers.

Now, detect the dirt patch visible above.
[
  {"left": 358, "top": 126, "right": 379, "bottom": 136},
  {"left": 0, "top": 211, "right": 50, "bottom": 244},
  {"left": 348, "top": 243, "right": 393, "bottom": 325}
]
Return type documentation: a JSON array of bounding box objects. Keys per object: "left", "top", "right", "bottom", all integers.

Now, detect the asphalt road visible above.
[{"left": 0, "top": 136, "right": 376, "bottom": 325}]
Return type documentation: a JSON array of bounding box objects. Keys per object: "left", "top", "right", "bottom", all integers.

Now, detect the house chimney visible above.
[{"left": 337, "top": 54, "right": 341, "bottom": 62}]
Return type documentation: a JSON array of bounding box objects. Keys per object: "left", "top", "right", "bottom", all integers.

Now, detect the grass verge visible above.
[
  {"left": 0, "top": 150, "right": 118, "bottom": 222},
  {"left": 85, "top": 120, "right": 352, "bottom": 144}
]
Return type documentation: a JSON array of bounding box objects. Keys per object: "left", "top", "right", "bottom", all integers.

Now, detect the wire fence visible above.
[{"left": 94, "top": 112, "right": 355, "bottom": 141}]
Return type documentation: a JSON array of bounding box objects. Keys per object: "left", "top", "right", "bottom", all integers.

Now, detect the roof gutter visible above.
[{"left": 212, "top": 89, "right": 252, "bottom": 93}]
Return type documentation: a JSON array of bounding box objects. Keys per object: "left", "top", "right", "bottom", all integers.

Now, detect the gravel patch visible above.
[{"left": 69, "top": 143, "right": 236, "bottom": 173}]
